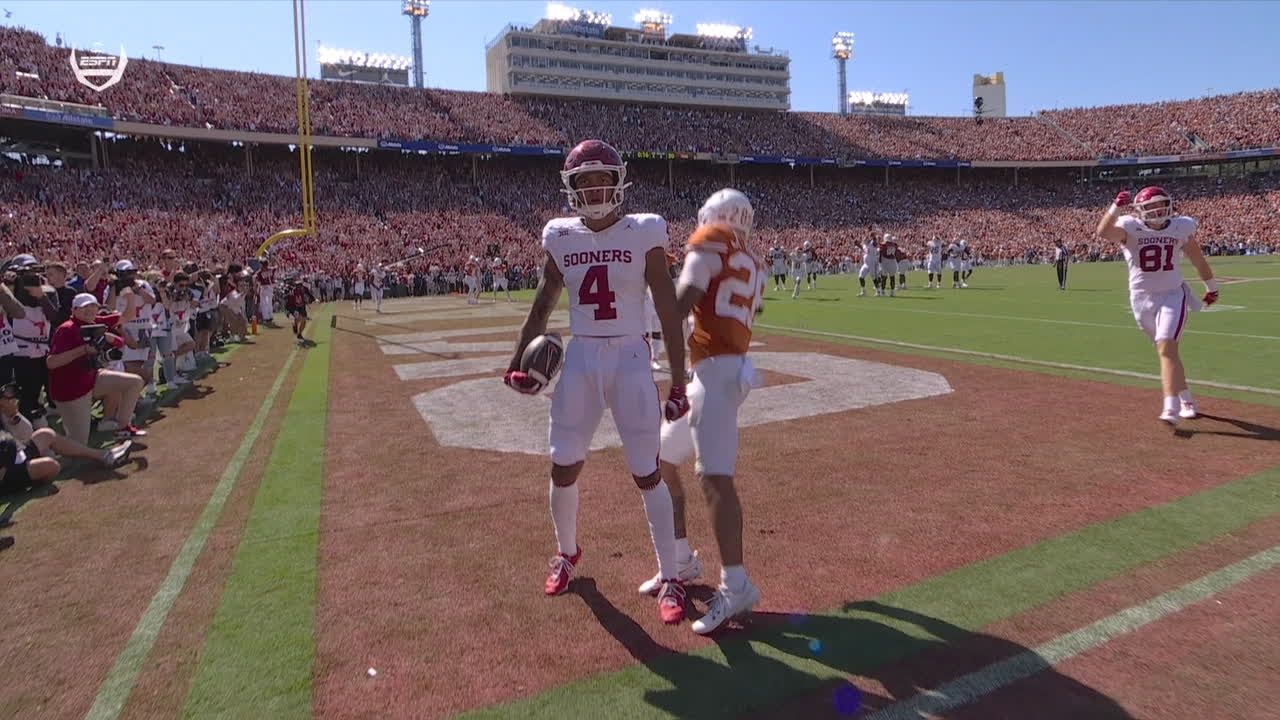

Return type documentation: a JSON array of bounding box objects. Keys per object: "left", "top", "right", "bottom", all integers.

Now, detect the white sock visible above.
[
  {"left": 676, "top": 537, "right": 692, "bottom": 564},
  {"left": 641, "top": 481, "right": 678, "bottom": 580},
  {"left": 1179, "top": 390, "right": 1194, "bottom": 404},
  {"left": 1164, "top": 395, "right": 1179, "bottom": 412},
  {"left": 549, "top": 481, "right": 579, "bottom": 556},
  {"left": 721, "top": 565, "right": 748, "bottom": 591}
]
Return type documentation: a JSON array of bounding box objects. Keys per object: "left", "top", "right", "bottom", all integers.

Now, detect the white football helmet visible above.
[{"left": 698, "top": 188, "right": 754, "bottom": 238}]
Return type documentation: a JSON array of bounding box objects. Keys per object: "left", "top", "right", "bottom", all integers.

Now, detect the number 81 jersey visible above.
[
  {"left": 681, "top": 223, "right": 765, "bottom": 365},
  {"left": 1117, "top": 214, "right": 1198, "bottom": 294},
  {"left": 542, "top": 213, "right": 669, "bottom": 337}
]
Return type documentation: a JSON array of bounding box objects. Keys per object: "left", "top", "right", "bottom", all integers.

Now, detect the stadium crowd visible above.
[
  {"left": 4, "top": 140, "right": 1278, "bottom": 287},
  {"left": 4, "top": 25, "right": 1280, "bottom": 162}
]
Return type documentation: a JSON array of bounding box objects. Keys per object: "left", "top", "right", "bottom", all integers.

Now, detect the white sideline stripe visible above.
[
  {"left": 865, "top": 544, "right": 1280, "bottom": 720},
  {"left": 756, "top": 324, "right": 1280, "bottom": 397},
  {"left": 847, "top": 304, "right": 1280, "bottom": 341},
  {"left": 84, "top": 345, "right": 303, "bottom": 720}
]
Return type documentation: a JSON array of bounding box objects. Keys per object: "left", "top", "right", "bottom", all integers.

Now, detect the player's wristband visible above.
[{"left": 1204, "top": 278, "right": 1218, "bottom": 292}]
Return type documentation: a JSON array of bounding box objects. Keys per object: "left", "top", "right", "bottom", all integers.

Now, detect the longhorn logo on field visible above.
[{"left": 69, "top": 45, "right": 129, "bottom": 92}]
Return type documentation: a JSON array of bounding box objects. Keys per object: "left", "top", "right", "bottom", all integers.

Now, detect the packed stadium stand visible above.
[{"left": 2, "top": 23, "right": 1278, "bottom": 280}]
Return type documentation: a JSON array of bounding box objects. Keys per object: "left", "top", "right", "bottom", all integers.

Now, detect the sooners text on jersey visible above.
[
  {"left": 685, "top": 223, "right": 765, "bottom": 364},
  {"left": 1118, "top": 215, "right": 1198, "bottom": 294},
  {"left": 543, "top": 213, "right": 667, "bottom": 337}
]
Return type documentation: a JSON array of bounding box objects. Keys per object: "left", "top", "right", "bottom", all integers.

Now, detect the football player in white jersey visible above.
[
  {"left": 947, "top": 238, "right": 965, "bottom": 288},
  {"left": 858, "top": 233, "right": 879, "bottom": 297},
  {"left": 370, "top": 264, "right": 387, "bottom": 313},
  {"left": 878, "top": 234, "right": 899, "bottom": 297},
  {"left": 790, "top": 241, "right": 811, "bottom": 299},
  {"left": 1096, "top": 186, "right": 1219, "bottom": 424},
  {"left": 504, "top": 139, "right": 693, "bottom": 624},
  {"left": 926, "top": 237, "right": 943, "bottom": 288}
]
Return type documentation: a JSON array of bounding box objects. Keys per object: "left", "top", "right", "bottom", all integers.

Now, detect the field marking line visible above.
[
  {"left": 866, "top": 544, "right": 1280, "bottom": 720},
  {"left": 756, "top": 324, "right": 1280, "bottom": 396},
  {"left": 829, "top": 303, "right": 1280, "bottom": 341},
  {"left": 84, "top": 344, "right": 303, "bottom": 720}
]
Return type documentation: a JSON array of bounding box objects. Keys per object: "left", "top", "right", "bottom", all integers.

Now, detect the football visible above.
[{"left": 520, "top": 333, "right": 565, "bottom": 390}]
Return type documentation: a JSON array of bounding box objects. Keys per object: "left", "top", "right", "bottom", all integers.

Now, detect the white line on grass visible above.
[
  {"left": 757, "top": 324, "right": 1280, "bottom": 396},
  {"left": 838, "top": 304, "right": 1280, "bottom": 341},
  {"left": 84, "top": 344, "right": 303, "bottom": 720},
  {"left": 865, "top": 544, "right": 1280, "bottom": 720}
]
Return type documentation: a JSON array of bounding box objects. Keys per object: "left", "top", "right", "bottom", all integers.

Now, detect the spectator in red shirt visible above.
[{"left": 46, "top": 293, "right": 146, "bottom": 444}]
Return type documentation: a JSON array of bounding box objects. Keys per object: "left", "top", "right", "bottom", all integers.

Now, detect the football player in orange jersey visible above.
[{"left": 641, "top": 188, "right": 764, "bottom": 634}]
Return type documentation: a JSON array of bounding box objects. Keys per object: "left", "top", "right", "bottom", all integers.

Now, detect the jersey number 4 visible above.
[
  {"left": 1138, "top": 245, "right": 1176, "bottom": 273},
  {"left": 714, "top": 253, "right": 760, "bottom": 329},
  {"left": 579, "top": 265, "right": 618, "bottom": 321}
]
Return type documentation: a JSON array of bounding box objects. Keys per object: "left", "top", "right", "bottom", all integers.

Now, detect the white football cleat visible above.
[
  {"left": 639, "top": 552, "right": 703, "bottom": 595},
  {"left": 961, "top": 282, "right": 969, "bottom": 288},
  {"left": 889, "top": 289, "right": 895, "bottom": 297},
  {"left": 1179, "top": 401, "right": 1199, "bottom": 419},
  {"left": 1159, "top": 409, "right": 1180, "bottom": 425},
  {"left": 857, "top": 289, "right": 866, "bottom": 297},
  {"left": 691, "top": 579, "right": 761, "bottom": 635}
]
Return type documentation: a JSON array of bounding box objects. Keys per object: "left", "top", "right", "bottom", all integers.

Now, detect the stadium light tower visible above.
[
  {"left": 402, "top": 0, "right": 429, "bottom": 88},
  {"left": 832, "top": 31, "right": 853, "bottom": 116}
]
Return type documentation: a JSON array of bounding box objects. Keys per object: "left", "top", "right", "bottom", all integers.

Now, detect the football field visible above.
[{"left": 1, "top": 257, "right": 1277, "bottom": 720}]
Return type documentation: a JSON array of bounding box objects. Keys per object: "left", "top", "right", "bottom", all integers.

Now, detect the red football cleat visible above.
[
  {"left": 657, "top": 579, "right": 687, "bottom": 624},
  {"left": 544, "top": 547, "right": 581, "bottom": 596}
]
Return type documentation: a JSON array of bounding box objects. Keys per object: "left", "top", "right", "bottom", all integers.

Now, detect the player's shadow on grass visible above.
[
  {"left": 1173, "top": 413, "right": 1280, "bottom": 442},
  {"left": 577, "top": 582, "right": 1130, "bottom": 719}
]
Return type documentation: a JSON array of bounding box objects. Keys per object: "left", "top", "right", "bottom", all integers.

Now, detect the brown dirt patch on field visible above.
[
  {"left": 0, "top": 325, "right": 304, "bottom": 720},
  {"left": 312, "top": 311, "right": 1280, "bottom": 719}
]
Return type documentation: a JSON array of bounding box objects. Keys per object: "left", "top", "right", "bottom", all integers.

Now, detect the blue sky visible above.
[{"left": 6, "top": 0, "right": 1279, "bottom": 116}]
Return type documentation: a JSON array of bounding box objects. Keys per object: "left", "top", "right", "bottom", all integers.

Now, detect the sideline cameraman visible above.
[
  {"left": 7, "top": 255, "right": 59, "bottom": 423},
  {"left": 0, "top": 281, "right": 28, "bottom": 387},
  {"left": 104, "top": 260, "right": 155, "bottom": 385},
  {"left": 47, "top": 294, "right": 147, "bottom": 444}
]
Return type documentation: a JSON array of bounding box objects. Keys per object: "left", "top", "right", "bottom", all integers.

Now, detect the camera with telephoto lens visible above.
[
  {"left": 79, "top": 323, "right": 123, "bottom": 368},
  {"left": 3, "top": 255, "right": 45, "bottom": 293}
]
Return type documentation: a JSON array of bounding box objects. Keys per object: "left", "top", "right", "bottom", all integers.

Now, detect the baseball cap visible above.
[
  {"left": 114, "top": 260, "right": 136, "bottom": 273},
  {"left": 72, "top": 292, "right": 101, "bottom": 309}
]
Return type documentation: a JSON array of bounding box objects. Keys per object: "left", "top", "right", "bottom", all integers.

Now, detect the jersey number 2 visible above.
[
  {"left": 1138, "top": 245, "right": 1175, "bottom": 272},
  {"left": 579, "top": 265, "right": 617, "bottom": 321},
  {"left": 714, "top": 253, "right": 760, "bottom": 328}
]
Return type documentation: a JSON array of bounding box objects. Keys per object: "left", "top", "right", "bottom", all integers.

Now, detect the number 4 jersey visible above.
[
  {"left": 680, "top": 223, "right": 765, "bottom": 365},
  {"left": 1117, "top": 214, "right": 1198, "bottom": 294},
  {"left": 542, "top": 213, "right": 668, "bottom": 337}
]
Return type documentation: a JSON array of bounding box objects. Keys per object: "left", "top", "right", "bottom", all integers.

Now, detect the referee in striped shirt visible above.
[{"left": 1053, "top": 239, "right": 1069, "bottom": 290}]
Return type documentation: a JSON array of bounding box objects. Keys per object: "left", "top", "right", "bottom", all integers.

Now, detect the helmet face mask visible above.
[
  {"left": 561, "top": 140, "right": 629, "bottom": 221},
  {"left": 1134, "top": 186, "right": 1174, "bottom": 229}
]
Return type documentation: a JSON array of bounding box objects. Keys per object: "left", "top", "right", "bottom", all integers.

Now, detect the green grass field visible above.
[{"left": 752, "top": 257, "right": 1280, "bottom": 404}]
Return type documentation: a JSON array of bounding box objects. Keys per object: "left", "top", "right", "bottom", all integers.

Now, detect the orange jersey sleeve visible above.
[{"left": 685, "top": 224, "right": 763, "bottom": 365}]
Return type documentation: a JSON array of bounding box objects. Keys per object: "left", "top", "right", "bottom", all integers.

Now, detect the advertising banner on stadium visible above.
[
  {"left": 377, "top": 139, "right": 563, "bottom": 156},
  {"left": 18, "top": 107, "right": 114, "bottom": 129},
  {"left": 1097, "top": 147, "right": 1278, "bottom": 166}
]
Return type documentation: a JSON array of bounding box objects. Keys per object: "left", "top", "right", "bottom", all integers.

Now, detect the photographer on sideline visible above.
[
  {"left": 7, "top": 255, "right": 60, "bottom": 424},
  {"left": 0, "top": 280, "right": 27, "bottom": 388},
  {"left": 0, "top": 382, "right": 133, "bottom": 475},
  {"left": 47, "top": 294, "right": 147, "bottom": 444}
]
